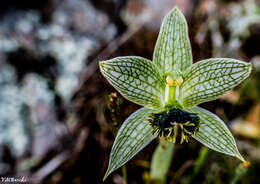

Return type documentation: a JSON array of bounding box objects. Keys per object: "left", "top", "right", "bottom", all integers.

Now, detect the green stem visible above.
[
  {"left": 150, "top": 139, "right": 174, "bottom": 184},
  {"left": 122, "top": 165, "right": 128, "bottom": 184},
  {"left": 187, "top": 147, "right": 209, "bottom": 184}
]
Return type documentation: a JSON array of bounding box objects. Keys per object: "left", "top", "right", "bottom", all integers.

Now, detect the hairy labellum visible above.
[{"left": 149, "top": 108, "right": 200, "bottom": 143}]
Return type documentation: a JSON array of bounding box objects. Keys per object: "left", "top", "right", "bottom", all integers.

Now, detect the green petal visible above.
[
  {"left": 187, "top": 106, "right": 245, "bottom": 162},
  {"left": 99, "top": 56, "right": 164, "bottom": 109},
  {"left": 104, "top": 107, "right": 157, "bottom": 180},
  {"left": 153, "top": 7, "right": 192, "bottom": 74},
  {"left": 180, "top": 58, "right": 252, "bottom": 108}
]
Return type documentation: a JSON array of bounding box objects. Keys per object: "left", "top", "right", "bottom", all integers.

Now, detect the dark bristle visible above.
[{"left": 150, "top": 108, "right": 200, "bottom": 141}]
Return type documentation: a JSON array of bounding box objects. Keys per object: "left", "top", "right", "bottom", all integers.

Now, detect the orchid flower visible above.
[{"left": 99, "top": 7, "right": 252, "bottom": 180}]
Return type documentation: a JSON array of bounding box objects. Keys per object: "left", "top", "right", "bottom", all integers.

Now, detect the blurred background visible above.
[{"left": 0, "top": 0, "right": 259, "bottom": 183}]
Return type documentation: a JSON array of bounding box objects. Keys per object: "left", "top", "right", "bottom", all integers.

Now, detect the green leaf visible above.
[
  {"left": 180, "top": 58, "right": 252, "bottom": 108},
  {"left": 99, "top": 56, "right": 164, "bottom": 109},
  {"left": 187, "top": 106, "right": 245, "bottom": 162},
  {"left": 104, "top": 107, "right": 157, "bottom": 180},
  {"left": 153, "top": 7, "right": 192, "bottom": 74}
]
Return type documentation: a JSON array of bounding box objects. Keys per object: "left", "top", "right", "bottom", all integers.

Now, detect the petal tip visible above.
[
  {"left": 99, "top": 61, "right": 105, "bottom": 67},
  {"left": 236, "top": 152, "right": 246, "bottom": 163},
  {"left": 99, "top": 61, "right": 108, "bottom": 73},
  {"left": 248, "top": 62, "right": 253, "bottom": 73},
  {"left": 172, "top": 6, "right": 180, "bottom": 12},
  {"left": 244, "top": 62, "right": 253, "bottom": 80},
  {"left": 242, "top": 160, "right": 250, "bottom": 167},
  {"left": 103, "top": 169, "right": 112, "bottom": 181}
]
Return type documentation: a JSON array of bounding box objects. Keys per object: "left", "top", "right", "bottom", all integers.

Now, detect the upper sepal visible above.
[{"left": 153, "top": 7, "right": 192, "bottom": 74}]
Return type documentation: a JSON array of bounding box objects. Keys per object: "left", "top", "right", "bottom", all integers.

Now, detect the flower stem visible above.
[
  {"left": 122, "top": 165, "right": 128, "bottom": 184},
  {"left": 150, "top": 139, "right": 174, "bottom": 184},
  {"left": 187, "top": 147, "right": 209, "bottom": 184}
]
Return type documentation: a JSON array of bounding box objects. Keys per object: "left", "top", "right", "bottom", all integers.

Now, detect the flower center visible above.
[
  {"left": 164, "top": 75, "right": 183, "bottom": 107},
  {"left": 166, "top": 75, "right": 183, "bottom": 86},
  {"left": 149, "top": 108, "right": 200, "bottom": 143}
]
